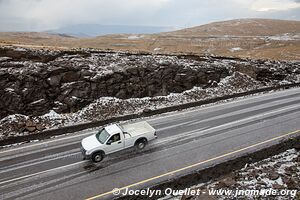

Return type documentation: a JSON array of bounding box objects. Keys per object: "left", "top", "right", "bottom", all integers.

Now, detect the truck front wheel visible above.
[
  {"left": 92, "top": 152, "right": 104, "bottom": 163},
  {"left": 135, "top": 139, "right": 147, "bottom": 151}
]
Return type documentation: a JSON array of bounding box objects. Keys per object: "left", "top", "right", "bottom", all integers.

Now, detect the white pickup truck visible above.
[{"left": 81, "top": 121, "right": 157, "bottom": 162}]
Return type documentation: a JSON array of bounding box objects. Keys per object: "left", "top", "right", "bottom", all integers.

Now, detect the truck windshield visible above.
[{"left": 96, "top": 128, "right": 110, "bottom": 144}]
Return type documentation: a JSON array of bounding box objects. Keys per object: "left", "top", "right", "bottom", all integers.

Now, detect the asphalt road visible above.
[{"left": 0, "top": 88, "right": 300, "bottom": 200}]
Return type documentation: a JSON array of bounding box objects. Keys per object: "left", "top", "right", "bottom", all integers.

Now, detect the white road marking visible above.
[
  {"left": 0, "top": 131, "right": 95, "bottom": 154},
  {"left": 154, "top": 103, "right": 300, "bottom": 146},
  {"left": 155, "top": 119, "right": 199, "bottom": 132},
  {"left": 0, "top": 160, "right": 87, "bottom": 186},
  {"left": 0, "top": 140, "right": 80, "bottom": 161},
  {"left": 188, "top": 104, "right": 300, "bottom": 128},
  {"left": 0, "top": 150, "right": 81, "bottom": 174},
  {"left": 154, "top": 127, "right": 209, "bottom": 145},
  {"left": 147, "top": 87, "right": 300, "bottom": 123}
]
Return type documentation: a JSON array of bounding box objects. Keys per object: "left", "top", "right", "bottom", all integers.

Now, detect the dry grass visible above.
[{"left": 0, "top": 19, "right": 299, "bottom": 60}]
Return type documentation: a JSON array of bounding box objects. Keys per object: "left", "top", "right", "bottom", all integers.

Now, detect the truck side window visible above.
[{"left": 108, "top": 133, "right": 121, "bottom": 143}]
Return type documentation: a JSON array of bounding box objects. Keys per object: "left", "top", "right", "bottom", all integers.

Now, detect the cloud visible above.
[
  {"left": 248, "top": 0, "right": 300, "bottom": 11},
  {"left": 0, "top": 0, "right": 171, "bottom": 31},
  {"left": 0, "top": 0, "right": 299, "bottom": 31}
]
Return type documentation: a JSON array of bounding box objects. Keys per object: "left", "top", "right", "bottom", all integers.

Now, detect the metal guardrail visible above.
[{"left": 0, "top": 82, "right": 299, "bottom": 147}]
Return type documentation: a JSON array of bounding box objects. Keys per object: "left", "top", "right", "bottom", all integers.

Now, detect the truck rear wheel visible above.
[
  {"left": 92, "top": 152, "right": 104, "bottom": 163},
  {"left": 135, "top": 139, "right": 147, "bottom": 151}
]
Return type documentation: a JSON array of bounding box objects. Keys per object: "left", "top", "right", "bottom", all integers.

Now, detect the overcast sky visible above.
[{"left": 0, "top": 0, "right": 299, "bottom": 31}]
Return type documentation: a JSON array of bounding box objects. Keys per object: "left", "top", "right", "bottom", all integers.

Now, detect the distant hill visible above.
[
  {"left": 80, "top": 19, "right": 300, "bottom": 60},
  {"left": 47, "top": 24, "right": 176, "bottom": 37},
  {"left": 0, "top": 32, "right": 76, "bottom": 49},
  {"left": 164, "top": 18, "right": 300, "bottom": 36},
  {"left": 0, "top": 19, "right": 299, "bottom": 60}
]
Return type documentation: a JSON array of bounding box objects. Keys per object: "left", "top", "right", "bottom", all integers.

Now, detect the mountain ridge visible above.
[
  {"left": 165, "top": 18, "right": 300, "bottom": 36},
  {"left": 47, "top": 24, "right": 176, "bottom": 37}
]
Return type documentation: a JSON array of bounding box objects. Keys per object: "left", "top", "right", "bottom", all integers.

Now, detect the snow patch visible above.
[
  {"left": 127, "top": 35, "right": 144, "bottom": 40},
  {"left": 29, "top": 99, "right": 45, "bottom": 104},
  {"left": 265, "top": 34, "right": 300, "bottom": 41},
  {"left": 230, "top": 47, "right": 242, "bottom": 52},
  {"left": 0, "top": 57, "right": 11, "bottom": 62},
  {"left": 4, "top": 88, "right": 15, "bottom": 92},
  {"left": 41, "top": 110, "right": 62, "bottom": 120}
]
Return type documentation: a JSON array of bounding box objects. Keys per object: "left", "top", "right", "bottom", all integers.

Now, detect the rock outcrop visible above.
[{"left": 0, "top": 46, "right": 299, "bottom": 119}]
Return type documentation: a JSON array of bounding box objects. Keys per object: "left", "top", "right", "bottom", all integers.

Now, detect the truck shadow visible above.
[{"left": 81, "top": 147, "right": 153, "bottom": 173}]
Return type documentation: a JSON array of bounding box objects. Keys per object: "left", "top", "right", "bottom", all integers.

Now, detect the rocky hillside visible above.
[
  {"left": 0, "top": 46, "right": 299, "bottom": 140},
  {"left": 0, "top": 46, "right": 229, "bottom": 118},
  {"left": 1, "top": 46, "right": 299, "bottom": 119}
]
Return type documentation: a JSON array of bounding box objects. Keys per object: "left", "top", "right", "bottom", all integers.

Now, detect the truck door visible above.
[{"left": 105, "top": 133, "right": 123, "bottom": 153}]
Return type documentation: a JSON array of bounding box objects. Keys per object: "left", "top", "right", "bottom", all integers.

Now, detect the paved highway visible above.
[{"left": 0, "top": 88, "right": 300, "bottom": 200}]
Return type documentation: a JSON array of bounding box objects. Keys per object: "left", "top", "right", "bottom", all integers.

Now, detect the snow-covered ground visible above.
[{"left": 265, "top": 34, "right": 300, "bottom": 41}]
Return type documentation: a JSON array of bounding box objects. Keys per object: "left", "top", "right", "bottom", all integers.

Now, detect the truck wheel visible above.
[
  {"left": 92, "top": 152, "right": 104, "bottom": 163},
  {"left": 135, "top": 139, "right": 147, "bottom": 151}
]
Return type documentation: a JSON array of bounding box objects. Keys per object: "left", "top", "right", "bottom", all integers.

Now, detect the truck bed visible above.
[{"left": 120, "top": 121, "right": 155, "bottom": 137}]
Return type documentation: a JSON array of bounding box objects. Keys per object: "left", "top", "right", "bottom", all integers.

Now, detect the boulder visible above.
[
  {"left": 25, "top": 120, "right": 36, "bottom": 132},
  {"left": 126, "top": 67, "right": 139, "bottom": 75},
  {"left": 143, "top": 108, "right": 152, "bottom": 113},
  {"left": 69, "top": 82, "right": 91, "bottom": 98},
  {"left": 272, "top": 183, "right": 285, "bottom": 189},
  {"left": 217, "top": 177, "right": 236, "bottom": 188},
  {"left": 293, "top": 143, "right": 300, "bottom": 150},
  {"left": 285, "top": 178, "right": 298, "bottom": 189},
  {"left": 61, "top": 71, "right": 81, "bottom": 82},
  {"left": 234, "top": 64, "right": 257, "bottom": 79},
  {"left": 47, "top": 75, "right": 61, "bottom": 86},
  {"left": 36, "top": 123, "right": 46, "bottom": 131},
  {"left": 269, "top": 172, "right": 280, "bottom": 180},
  {"left": 115, "top": 89, "right": 127, "bottom": 99},
  {"left": 25, "top": 126, "right": 36, "bottom": 132}
]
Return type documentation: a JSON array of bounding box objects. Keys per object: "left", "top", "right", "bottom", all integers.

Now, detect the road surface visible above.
[{"left": 0, "top": 88, "right": 300, "bottom": 200}]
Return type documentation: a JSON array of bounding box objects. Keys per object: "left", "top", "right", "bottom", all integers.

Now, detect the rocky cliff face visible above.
[{"left": 0, "top": 46, "right": 299, "bottom": 120}]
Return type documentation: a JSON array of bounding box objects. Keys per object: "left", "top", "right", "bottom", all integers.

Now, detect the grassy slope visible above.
[{"left": 0, "top": 19, "right": 299, "bottom": 60}]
